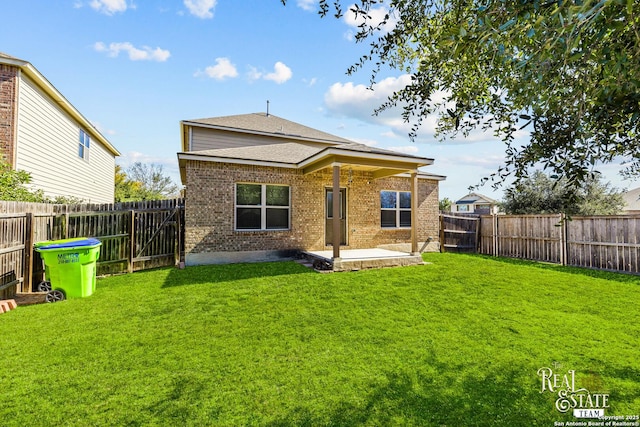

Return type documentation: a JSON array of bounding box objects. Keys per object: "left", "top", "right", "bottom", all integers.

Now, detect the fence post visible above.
[
  {"left": 561, "top": 213, "right": 567, "bottom": 266},
  {"left": 174, "top": 206, "right": 181, "bottom": 266},
  {"left": 475, "top": 216, "right": 481, "bottom": 252},
  {"left": 23, "top": 213, "right": 35, "bottom": 293},
  {"left": 128, "top": 209, "right": 135, "bottom": 273},
  {"left": 493, "top": 214, "right": 498, "bottom": 257}
]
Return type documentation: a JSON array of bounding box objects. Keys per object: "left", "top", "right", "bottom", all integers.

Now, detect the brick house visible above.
[
  {"left": 0, "top": 52, "right": 119, "bottom": 203},
  {"left": 178, "top": 113, "right": 445, "bottom": 266}
]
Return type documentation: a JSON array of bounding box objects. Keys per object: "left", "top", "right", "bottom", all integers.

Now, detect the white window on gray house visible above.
[
  {"left": 381, "top": 190, "right": 411, "bottom": 228},
  {"left": 78, "top": 129, "right": 90, "bottom": 160},
  {"left": 236, "top": 183, "right": 290, "bottom": 230}
]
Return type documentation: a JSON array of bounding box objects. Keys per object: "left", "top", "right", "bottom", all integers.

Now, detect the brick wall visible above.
[
  {"left": 0, "top": 64, "right": 17, "bottom": 166},
  {"left": 184, "top": 160, "right": 440, "bottom": 259}
]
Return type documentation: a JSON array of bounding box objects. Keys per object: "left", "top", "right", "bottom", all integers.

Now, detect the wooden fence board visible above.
[
  {"left": 474, "top": 214, "right": 640, "bottom": 274},
  {"left": 0, "top": 199, "right": 185, "bottom": 294},
  {"left": 440, "top": 214, "right": 480, "bottom": 252}
]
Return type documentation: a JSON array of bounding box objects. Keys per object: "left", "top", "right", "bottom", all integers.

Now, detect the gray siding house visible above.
[
  {"left": 0, "top": 52, "right": 120, "bottom": 203},
  {"left": 178, "top": 113, "right": 446, "bottom": 266},
  {"left": 453, "top": 192, "right": 500, "bottom": 214}
]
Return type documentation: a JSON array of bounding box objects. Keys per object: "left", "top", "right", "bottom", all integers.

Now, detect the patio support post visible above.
[
  {"left": 332, "top": 163, "right": 341, "bottom": 260},
  {"left": 410, "top": 171, "right": 419, "bottom": 255}
]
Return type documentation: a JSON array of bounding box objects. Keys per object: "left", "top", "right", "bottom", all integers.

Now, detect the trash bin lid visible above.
[{"left": 36, "top": 238, "right": 101, "bottom": 250}]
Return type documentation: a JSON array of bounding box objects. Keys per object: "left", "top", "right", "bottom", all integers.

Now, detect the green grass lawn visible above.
[{"left": 1, "top": 253, "right": 639, "bottom": 426}]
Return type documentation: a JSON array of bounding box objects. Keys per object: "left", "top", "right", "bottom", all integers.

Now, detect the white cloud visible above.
[
  {"left": 324, "top": 74, "right": 413, "bottom": 126},
  {"left": 452, "top": 153, "right": 507, "bottom": 170},
  {"left": 184, "top": 0, "right": 217, "bottom": 19},
  {"left": 264, "top": 62, "right": 293, "bottom": 84},
  {"left": 94, "top": 42, "right": 170, "bottom": 62},
  {"left": 303, "top": 77, "right": 318, "bottom": 87},
  {"left": 344, "top": 3, "right": 398, "bottom": 34},
  {"left": 90, "top": 121, "right": 116, "bottom": 136},
  {"left": 247, "top": 62, "right": 293, "bottom": 84},
  {"left": 195, "top": 57, "right": 238, "bottom": 80},
  {"left": 89, "top": 0, "right": 131, "bottom": 15},
  {"left": 296, "top": 0, "right": 316, "bottom": 11},
  {"left": 247, "top": 66, "right": 263, "bottom": 82},
  {"left": 324, "top": 75, "right": 509, "bottom": 144},
  {"left": 388, "top": 145, "right": 420, "bottom": 154}
]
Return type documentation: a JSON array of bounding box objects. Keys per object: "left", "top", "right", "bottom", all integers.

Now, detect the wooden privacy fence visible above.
[
  {"left": 440, "top": 213, "right": 480, "bottom": 252},
  {"left": 477, "top": 214, "right": 640, "bottom": 274},
  {"left": 0, "top": 199, "right": 184, "bottom": 299}
]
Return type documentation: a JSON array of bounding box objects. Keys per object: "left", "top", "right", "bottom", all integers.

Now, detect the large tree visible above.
[
  {"left": 283, "top": 0, "right": 640, "bottom": 188},
  {"left": 114, "top": 165, "right": 143, "bottom": 202},
  {"left": 501, "top": 170, "right": 624, "bottom": 215},
  {"left": 124, "top": 162, "right": 180, "bottom": 201}
]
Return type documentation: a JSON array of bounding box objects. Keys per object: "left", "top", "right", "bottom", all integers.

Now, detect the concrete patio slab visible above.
[{"left": 301, "top": 248, "right": 425, "bottom": 272}]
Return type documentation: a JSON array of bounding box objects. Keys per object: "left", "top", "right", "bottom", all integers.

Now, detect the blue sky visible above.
[{"left": 2, "top": 0, "right": 637, "bottom": 201}]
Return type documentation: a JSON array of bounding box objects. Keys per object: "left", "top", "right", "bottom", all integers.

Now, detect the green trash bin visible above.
[{"left": 34, "top": 238, "right": 102, "bottom": 301}]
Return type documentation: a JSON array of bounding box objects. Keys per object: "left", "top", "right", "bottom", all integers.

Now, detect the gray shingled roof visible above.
[
  {"left": 185, "top": 113, "right": 355, "bottom": 144},
  {"left": 338, "top": 142, "right": 430, "bottom": 160},
  {"left": 190, "top": 142, "right": 324, "bottom": 164},
  {"left": 188, "top": 141, "right": 433, "bottom": 164}
]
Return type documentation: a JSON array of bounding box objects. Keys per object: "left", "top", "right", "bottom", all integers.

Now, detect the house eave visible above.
[
  {"left": 178, "top": 145, "right": 439, "bottom": 185},
  {"left": 177, "top": 152, "right": 298, "bottom": 184},
  {"left": 299, "top": 147, "right": 434, "bottom": 176},
  {"left": 395, "top": 172, "right": 447, "bottom": 181},
  {"left": 1, "top": 55, "right": 120, "bottom": 157}
]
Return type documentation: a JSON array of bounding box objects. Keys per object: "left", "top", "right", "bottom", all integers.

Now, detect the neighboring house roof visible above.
[
  {"left": 455, "top": 192, "right": 498, "bottom": 205},
  {"left": 178, "top": 114, "right": 443, "bottom": 184},
  {"left": 0, "top": 52, "right": 120, "bottom": 157},
  {"left": 622, "top": 187, "right": 640, "bottom": 212}
]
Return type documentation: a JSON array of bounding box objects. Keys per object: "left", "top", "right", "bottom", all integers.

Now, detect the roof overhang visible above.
[
  {"left": 1, "top": 55, "right": 120, "bottom": 157},
  {"left": 178, "top": 145, "right": 436, "bottom": 184},
  {"left": 177, "top": 151, "right": 297, "bottom": 183},
  {"left": 299, "top": 147, "right": 433, "bottom": 179}
]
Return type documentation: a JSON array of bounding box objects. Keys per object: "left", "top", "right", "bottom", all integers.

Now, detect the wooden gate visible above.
[
  {"left": 65, "top": 206, "right": 184, "bottom": 275},
  {"left": 131, "top": 206, "right": 183, "bottom": 272},
  {"left": 439, "top": 214, "right": 480, "bottom": 252}
]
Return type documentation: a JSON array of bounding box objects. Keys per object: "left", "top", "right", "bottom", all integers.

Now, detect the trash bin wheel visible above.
[
  {"left": 45, "top": 289, "right": 65, "bottom": 303},
  {"left": 37, "top": 281, "right": 52, "bottom": 292}
]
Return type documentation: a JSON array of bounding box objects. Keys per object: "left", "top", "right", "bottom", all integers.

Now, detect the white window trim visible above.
[
  {"left": 235, "top": 183, "right": 291, "bottom": 231},
  {"left": 381, "top": 190, "right": 411, "bottom": 229},
  {"left": 79, "top": 129, "right": 90, "bottom": 161}
]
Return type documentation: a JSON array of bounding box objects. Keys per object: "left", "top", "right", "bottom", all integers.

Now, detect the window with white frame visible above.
[
  {"left": 380, "top": 190, "right": 411, "bottom": 228},
  {"left": 78, "top": 129, "right": 90, "bottom": 160},
  {"left": 236, "top": 183, "right": 290, "bottom": 230}
]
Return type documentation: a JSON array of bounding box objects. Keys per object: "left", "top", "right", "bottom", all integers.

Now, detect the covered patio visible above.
[{"left": 299, "top": 145, "right": 434, "bottom": 270}]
